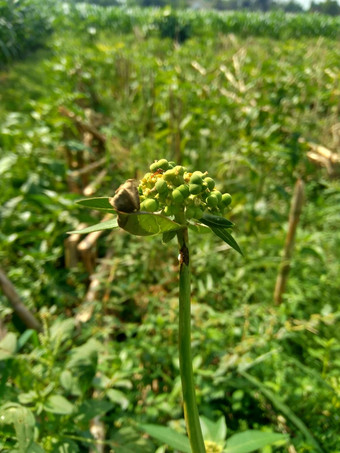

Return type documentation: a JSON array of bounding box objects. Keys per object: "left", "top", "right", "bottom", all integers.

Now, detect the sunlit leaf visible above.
[
  {"left": 106, "top": 389, "right": 129, "bottom": 409},
  {"left": 118, "top": 212, "right": 183, "bottom": 236},
  {"left": 188, "top": 222, "right": 211, "bottom": 234},
  {"left": 200, "top": 415, "right": 227, "bottom": 444},
  {"left": 68, "top": 218, "right": 118, "bottom": 234},
  {"left": 76, "top": 197, "right": 116, "bottom": 212},
  {"left": 0, "top": 333, "right": 17, "bottom": 360},
  {"left": 200, "top": 213, "right": 234, "bottom": 229},
  {"left": 44, "top": 395, "right": 74, "bottom": 415}
]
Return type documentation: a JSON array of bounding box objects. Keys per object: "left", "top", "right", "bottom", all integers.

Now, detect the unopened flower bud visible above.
[
  {"left": 140, "top": 198, "right": 159, "bottom": 212},
  {"left": 222, "top": 193, "right": 232, "bottom": 206}
]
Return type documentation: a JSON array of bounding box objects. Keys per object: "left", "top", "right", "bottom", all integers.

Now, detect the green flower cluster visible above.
[{"left": 138, "top": 159, "right": 232, "bottom": 220}]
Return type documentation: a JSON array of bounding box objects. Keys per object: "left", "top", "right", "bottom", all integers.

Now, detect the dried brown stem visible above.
[
  {"left": 0, "top": 268, "right": 42, "bottom": 331},
  {"left": 64, "top": 223, "right": 88, "bottom": 269},
  {"left": 274, "top": 179, "right": 305, "bottom": 305}
]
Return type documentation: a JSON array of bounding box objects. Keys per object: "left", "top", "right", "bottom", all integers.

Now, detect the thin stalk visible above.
[{"left": 176, "top": 222, "right": 206, "bottom": 453}]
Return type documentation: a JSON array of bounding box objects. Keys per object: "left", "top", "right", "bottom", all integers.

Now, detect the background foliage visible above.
[{"left": 1, "top": 2, "right": 340, "bottom": 452}]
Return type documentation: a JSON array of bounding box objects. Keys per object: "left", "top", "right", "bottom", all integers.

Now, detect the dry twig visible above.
[
  {"left": 0, "top": 268, "right": 42, "bottom": 331},
  {"left": 274, "top": 179, "right": 305, "bottom": 305}
]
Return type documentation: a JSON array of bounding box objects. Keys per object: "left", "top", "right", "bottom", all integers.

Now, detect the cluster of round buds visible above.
[{"left": 138, "top": 159, "right": 232, "bottom": 220}]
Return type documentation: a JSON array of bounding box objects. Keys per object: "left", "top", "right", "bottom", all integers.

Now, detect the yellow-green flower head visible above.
[{"left": 138, "top": 159, "right": 232, "bottom": 220}]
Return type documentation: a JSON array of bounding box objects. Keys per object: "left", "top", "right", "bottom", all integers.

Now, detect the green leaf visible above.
[
  {"left": 112, "top": 426, "right": 155, "bottom": 453},
  {"left": 118, "top": 212, "right": 183, "bottom": 236},
  {"left": 50, "top": 319, "right": 75, "bottom": 345},
  {"left": 68, "top": 218, "right": 119, "bottom": 234},
  {"left": 210, "top": 227, "right": 243, "bottom": 255},
  {"left": 162, "top": 230, "right": 177, "bottom": 243},
  {"left": 225, "top": 430, "right": 288, "bottom": 453},
  {"left": 64, "top": 140, "right": 92, "bottom": 153},
  {"left": 200, "top": 416, "right": 227, "bottom": 444},
  {"left": 0, "top": 154, "right": 17, "bottom": 175},
  {"left": 77, "top": 400, "right": 114, "bottom": 423},
  {"left": 0, "top": 403, "right": 35, "bottom": 451},
  {"left": 18, "top": 390, "right": 38, "bottom": 404},
  {"left": 0, "top": 332, "right": 17, "bottom": 360},
  {"left": 187, "top": 222, "right": 210, "bottom": 234},
  {"left": 44, "top": 395, "right": 74, "bottom": 415},
  {"left": 27, "top": 442, "right": 45, "bottom": 453},
  {"left": 76, "top": 197, "right": 116, "bottom": 212},
  {"left": 60, "top": 370, "right": 81, "bottom": 397},
  {"left": 17, "top": 329, "right": 37, "bottom": 351},
  {"left": 106, "top": 388, "right": 129, "bottom": 409},
  {"left": 66, "top": 339, "right": 102, "bottom": 369},
  {"left": 200, "top": 213, "right": 234, "bottom": 229},
  {"left": 240, "top": 372, "right": 322, "bottom": 452},
  {"left": 139, "top": 424, "right": 191, "bottom": 453}
]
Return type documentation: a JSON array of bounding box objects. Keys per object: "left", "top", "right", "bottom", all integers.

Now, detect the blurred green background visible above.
[{"left": 0, "top": 2, "right": 339, "bottom": 452}]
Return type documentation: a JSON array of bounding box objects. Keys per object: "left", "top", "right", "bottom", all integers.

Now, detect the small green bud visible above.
[
  {"left": 174, "top": 175, "right": 185, "bottom": 186},
  {"left": 150, "top": 159, "right": 169, "bottom": 173},
  {"left": 155, "top": 179, "right": 168, "bottom": 194},
  {"left": 185, "top": 205, "right": 196, "bottom": 219},
  {"left": 168, "top": 161, "right": 176, "bottom": 168},
  {"left": 213, "top": 190, "right": 222, "bottom": 203},
  {"left": 177, "top": 184, "right": 190, "bottom": 198},
  {"left": 222, "top": 193, "right": 232, "bottom": 206},
  {"left": 172, "top": 189, "right": 184, "bottom": 204},
  {"left": 193, "top": 207, "right": 204, "bottom": 219},
  {"left": 140, "top": 198, "right": 159, "bottom": 212},
  {"left": 206, "top": 194, "right": 219, "bottom": 207},
  {"left": 164, "top": 169, "right": 175, "bottom": 179},
  {"left": 164, "top": 169, "right": 185, "bottom": 186},
  {"left": 189, "top": 183, "right": 203, "bottom": 195},
  {"left": 173, "top": 165, "right": 185, "bottom": 175},
  {"left": 190, "top": 171, "right": 203, "bottom": 185},
  {"left": 204, "top": 177, "right": 215, "bottom": 190}
]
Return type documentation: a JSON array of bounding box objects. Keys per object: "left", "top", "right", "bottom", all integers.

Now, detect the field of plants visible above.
[{"left": 1, "top": 3, "right": 340, "bottom": 453}]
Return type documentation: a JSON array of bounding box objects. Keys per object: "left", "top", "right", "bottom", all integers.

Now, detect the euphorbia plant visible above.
[{"left": 70, "top": 159, "right": 242, "bottom": 453}]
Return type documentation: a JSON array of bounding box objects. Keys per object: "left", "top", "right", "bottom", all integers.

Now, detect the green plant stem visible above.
[{"left": 176, "top": 222, "right": 206, "bottom": 453}]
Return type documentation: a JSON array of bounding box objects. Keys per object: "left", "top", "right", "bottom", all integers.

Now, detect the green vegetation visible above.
[
  {"left": 0, "top": 0, "right": 53, "bottom": 68},
  {"left": 59, "top": 5, "right": 340, "bottom": 39},
  {"left": 1, "top": 4, "right": 340, "bottom": 453}
]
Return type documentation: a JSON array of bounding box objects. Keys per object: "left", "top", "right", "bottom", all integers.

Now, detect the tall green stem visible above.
[{"left": 176, "top": 222, "right": 206, "bottom": 453}]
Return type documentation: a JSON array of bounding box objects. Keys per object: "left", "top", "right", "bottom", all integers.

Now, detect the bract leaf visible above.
[
  {"left": 118, "top": 212, "right": 183, "bottom": 236},
  {"left": 76, "top": 197, "right": 116, "bottom": 212},
  {"left": 200, "top": 213, "right": 234, "bottom": 229},
  {"left": 200, "top": 415, "right": 227, "bottom": 444},
  {"left": 210, "top": 226, "right": 243, "bottom": 255},
  {"left": 188, "top": 222, "right": 210, "bottom": 234},
  {"left": 162, "top": 230, "right": 177, "bottom": 243},
  {"left": 139, "top": 424, "right": 191, "bottom": 453},
  {"left": 68, "top": 218, "right": 119, "bottom": 234}
]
